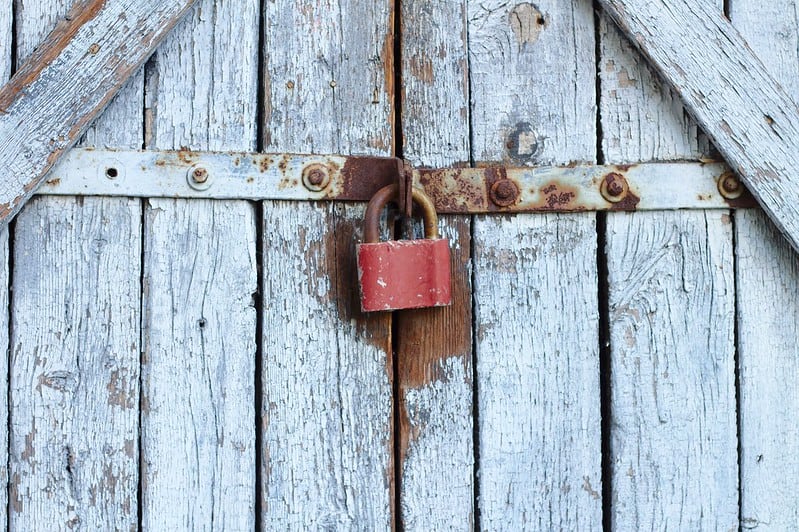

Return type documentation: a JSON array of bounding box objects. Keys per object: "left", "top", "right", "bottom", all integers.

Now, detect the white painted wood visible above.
[
  {"left": 10, "top": 197, "right": 141, "bottom": 531},
  {"left": 730, "top": 2, "right": 799, "bottom": 528},
  {"left": 9, "top": 1, "right": 143, "bottom": 529},
  {"left": 140, "top": 0, "right": 259, "bottom": 529},
  {"left": 605, "top": 212, "right": 738, "bottom": 531},
  {"left": 600, "top": 1, "right": 739, "bottom": 528},
  {"left": 473, "top": 214, "right": 601, "bottom": 530},
  {"left": 397, "top": 1, "right": 473, "bottom": 528},
  {"left": 599, "top": 0, "right": 799, "bottom": 254},
  {"left": 0, "top": 0, "right": 196, "bottom": 222},
  {"left": 0, "top": 2, "right": 12, "bottom": 527},
  {"left": 261, "top": 202, "right": 393, "bottom": 530},
  {"left": 469, "top": 0, "right": 602, "bottom": 528},
  {"left": 39, "top": 148, "right": 746, "bottom": 212},
  {"left": 260, "top": 1, "right": 394, "bottom": 528}
]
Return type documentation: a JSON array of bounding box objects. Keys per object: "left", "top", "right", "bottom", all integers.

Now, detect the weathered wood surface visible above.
[
  {"left": 260, "top": 1, "right": 395, "bottom": 529},
  {"left": 9, "top": 1, "right": 143, "bottom": 529},
  {"left": 0, "top": 3, "right": 10, "bottom": 525},
  {"left": 600, "top": 1, "right": 739, "bottom": 529},
  {"left": 140, "top": 1, "right": 259, "bottom": 529},
  {"left": 0, "top": 0, "right": 196, "bottom": 223},
  {"left": 397, "top": 1, "right": 473, "bottom": 528},
  {"left": 599, "top": 0, "right": 799, "bottom": 255},
  {"left": 731, "top": 1, "right": 799, "bottom": 528},
  {"left": 469, "top": 0, "right": 602, "bottom": 528}
]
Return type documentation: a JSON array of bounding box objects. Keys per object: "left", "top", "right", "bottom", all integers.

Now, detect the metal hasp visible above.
[
  {"left": 357, "top": 185, "right": 452, "bottom": 312},
  {"left": 41, "top": 148, "right": 756, "bottom": 213}
]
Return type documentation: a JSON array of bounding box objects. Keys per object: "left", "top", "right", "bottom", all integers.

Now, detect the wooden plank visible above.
[
  {"left": 0, "top": 0, "right": 196, "bottom": 222},
  {"left": 598, "top": 0, "right": 799, "bottom": 254},
  {"left": 468, "top": 1, "right": 602, "bottom": 528},
  {"left": 8, "top": 1, "right": 143, "bottom": 529},
  {"left": 0, "top": 2, "right": 10, "bottom": 525},
  {"left": 139, "top": 1, "right": 259, "bottom": 529},
  {"left": 600, "top": 2, "right": 739, "bottom": 529},
  {"left": 260, "top": 1, "right": 395, "bottom": 528},
  {"left": 396, "top": 1, "right": 473, "bottom": 528},
  {"left": 730, "top": 1, "right": 799, "bottom": 528}
]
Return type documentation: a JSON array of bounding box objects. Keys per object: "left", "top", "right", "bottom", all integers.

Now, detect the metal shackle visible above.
[{"left": 363, "top": 184, "right": 440, "bottom": 243}]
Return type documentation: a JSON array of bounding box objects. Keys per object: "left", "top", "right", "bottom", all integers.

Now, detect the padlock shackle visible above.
[{"left": 363, "top": 184, "right": 440, "bottom": 243}]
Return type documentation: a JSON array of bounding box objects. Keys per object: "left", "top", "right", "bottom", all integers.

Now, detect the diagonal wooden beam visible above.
[
  {"left": 0, "top": 0, "right": 198, "bottom": 222},
  {"left": 598, "top": 0, "right": 799, "bottom": 253}
]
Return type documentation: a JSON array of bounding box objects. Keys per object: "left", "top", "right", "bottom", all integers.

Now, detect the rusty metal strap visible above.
[{"left": 40, "top": 148, "right": 755, "bottom": 212}]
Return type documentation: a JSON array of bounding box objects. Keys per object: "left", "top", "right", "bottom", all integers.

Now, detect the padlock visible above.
[{"left": 357, "top": 184, "right": 452, "bottom": 312}]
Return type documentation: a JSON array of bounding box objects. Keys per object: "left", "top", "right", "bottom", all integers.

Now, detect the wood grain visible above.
[
  {"left": 730, "top": 1, "right": 799, "bottom": 528},
  {"left": 139, "top": 0, "right": 259, "bottom": 529},
  {"left": 0, "top": 2, "right": 11, "bottom": 527},
  {"left": 468, "top": 0, "right": 602, "bottom": 528},
  {"left": 0, "top": 0, "right": 196, "bottom": 222},
  {"left": 599, "top": 0, "right": 799, "bottom": 254},
  {"left": 8, "top": 1, "right": 143, "bottom": 529},
  {"left": 260, "top": 1, "right": 395, "bottom": 529},
  {"left": 600, "top": 1, "right": 739, "bottom": 528},
  {"left": 395, "top": 1, "right": 474, "bottom": 529}
]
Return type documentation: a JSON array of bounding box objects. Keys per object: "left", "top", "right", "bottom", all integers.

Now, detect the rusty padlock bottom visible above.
[{"left": 357, "top": 238, "right": 452, "bottom": 312}]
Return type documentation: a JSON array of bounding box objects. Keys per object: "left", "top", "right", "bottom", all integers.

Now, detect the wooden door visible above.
[{"left": 0, "top": 0, "right": 797, "bottom": 530}]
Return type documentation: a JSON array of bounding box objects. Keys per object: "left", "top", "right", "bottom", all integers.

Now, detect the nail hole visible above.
[
  {"left": 537, "top": 16, "right": 545, "bottom": 25},
  {"left": 105, "top": 167, "right": 119, "bottom": 179},
  {"left": 198, "top": 318, "right": 207, "bottom": 328}
]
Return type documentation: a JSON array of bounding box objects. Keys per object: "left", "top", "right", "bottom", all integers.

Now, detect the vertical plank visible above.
[
  {"left": 9, "top": 1, "right": 142, "bottom": 529},
  {"left": 140, "top": 0, "right": 259, "bottom": 529},
  {"left": 468, "top": 1, "right": 602, "bottom": 529},
  {"left": 0, "top": 1, "right": 11, "bottom": 528},
  {"left": 397, "top": 1, "right": 473, "bottom": 529},
  {"left": 260, "top": 1, "right": 395, "bottom": 529},
  {"left": 730, "top": 2, "right": 799, "bottom": 528},
  {"left": 599, "top": 1, "right": 739, "bottom": 529}
]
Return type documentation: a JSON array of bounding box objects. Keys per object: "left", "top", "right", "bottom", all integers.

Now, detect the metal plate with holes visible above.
[{"left": 40, "top": 148, "right": 756, "bottom": 212}]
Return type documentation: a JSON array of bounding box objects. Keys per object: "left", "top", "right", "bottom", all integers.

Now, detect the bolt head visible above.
[
  {"left": 718, "top": 172, "right": 744, "bottom": 199},
  {"left": 600, "top": 173, "right": 629, "bottom": 203},
  {"left": 187, "top": 165, "right": 213, "bottom": 191},
  {"left": 490, "top": 179, "right": 520, "bottom": 207},
  {"left": 302, "top": 164, "right": 331, "bottom": 192},
  {"left": 192, "top": 167, "right": 209, "bottom": 183}
]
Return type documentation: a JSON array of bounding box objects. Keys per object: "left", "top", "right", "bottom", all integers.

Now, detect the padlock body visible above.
[{"left": 357, "top": 238, "right": 452, "bottom": 312}]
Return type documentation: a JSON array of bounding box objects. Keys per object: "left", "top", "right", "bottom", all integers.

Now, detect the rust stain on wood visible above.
[
  {"left": 394, "top": 217, "right": 472, "bottom": 472},
  {"left": 322, "top": 211, "right": 391, "bottom": 353},
  {"left": 0, "top": 0, "right": 107, "bottom": 112}
]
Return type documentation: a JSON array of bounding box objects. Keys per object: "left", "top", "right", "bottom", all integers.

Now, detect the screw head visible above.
[
  {"left": 302, "top": 164, "right": 331, "bottom": 192},
  {"left": 600, "top": 173, "right": 629, "bottom": 203},
  {"left": 489, "top": 179, "right": 520, "bottom": 207},
  {"left": 187, "top": 165, "right": 213, "bottom": 191}
]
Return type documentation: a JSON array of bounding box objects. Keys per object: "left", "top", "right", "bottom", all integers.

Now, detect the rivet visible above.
[
  {"left": 302, "top": 164, "right": 331, "bottom": 192},
  {"left": 600, "top": 172, "right": 629, "bottom": 203},
  {"left": 187, "top": 165, "right": 213, "bottom": 191},
  {"left": 718, "top": 172, "right": 744, "bottom": 200},
  {"left": 489, "top": 179, "right": 520, "bottom": 207}
]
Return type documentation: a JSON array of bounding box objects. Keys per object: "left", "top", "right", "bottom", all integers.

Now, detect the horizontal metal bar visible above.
[{"left": 38, "top": 148, "right": 756, "bottom": 212}]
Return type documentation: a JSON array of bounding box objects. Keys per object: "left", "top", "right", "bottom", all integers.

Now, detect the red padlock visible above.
[{"left": 357, "top": 184, "right": 452, "bottom": 312}]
